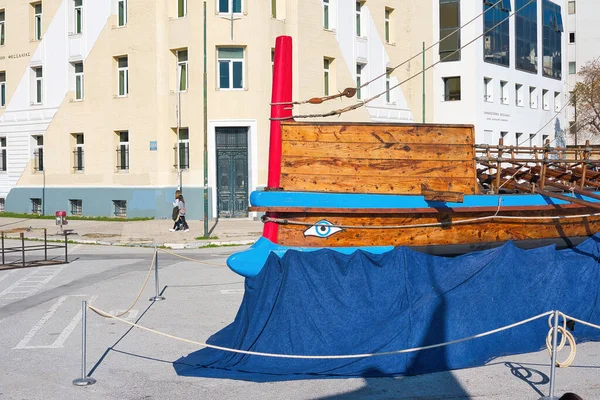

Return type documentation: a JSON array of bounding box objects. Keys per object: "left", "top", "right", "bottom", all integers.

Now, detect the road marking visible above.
[
  {"left": 108, "top": 309, "right": 139, "bottom": 321},
  {"left": 0, "top": 264, "right": 68, "bottom": 301},
  {"left": 0, "top": 269, "right": 19, "bottom": 284},
  {"left": 13, "top": 295, "right": 97, "bottom": 350}
]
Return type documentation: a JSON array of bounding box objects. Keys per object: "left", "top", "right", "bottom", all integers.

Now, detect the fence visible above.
[{"left": 0, "top": 229, "right": 69, "bottom": 270}]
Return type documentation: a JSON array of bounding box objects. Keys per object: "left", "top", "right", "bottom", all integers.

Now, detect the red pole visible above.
[{"left": 263, "top": 36, "right": 292, "bottom": 243}]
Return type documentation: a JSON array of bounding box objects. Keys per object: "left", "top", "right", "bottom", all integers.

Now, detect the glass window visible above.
[
  {"left": 175, "top": 128, "right": 189, "bottom": 169},
  {"left": 323, "top": 0, "right": 329, "bottom": 29},
  {"left": 178, "top": 0, "right": 187, "bottom": 18},
  {"left": 484, "top": 77, "right": 493, "bottom": 102},
  {"left": 217, "top": 47, "right": 244, "bottom": 89},
  {"left": 384, "top": 8, "right": 392, "bottom": 43},
  {"left": 33, "top": 67, "right": 43, "bottom": 104},
  {"left": 0, "top": 137, "right": 6, "bottom": 171},
  {"left": 542, "top": 0, "right": 563, "bottom": 80},
  {"left": 515, "top": 83, "right": 523, "bottom": 106},
  {"left": 33, "top": 136, "right": 43, "bottom": 172},
  {"left": 516, "top": 0, "right": 538, "bottom": 73},
  {"left": 34, "top": 3, "right": 42, "bottom": 41},
  {"left": 568, "top": 1, "right": 575, "bottom": 14},
  {"left": 483, "top": 0, "right": 510, "bottom": 67},
  {"left": 385, "top": 68, "right": 392, "bottom": 103},
  {"left": 118, "top": 0, "right": 127, "bottom": 26},
  {"left": 117, "top": 131, "right": 129, "bottom": 170},
  {"left": 74, "top": 62, "right": 84, "bottom": 100},
  {"left": 569, "top": 32, "right": 575, "bottom": 43},
  {"left": 529, "top": 86, "right": 537, "bottom": 108},
  {"left": 31, "top": 198, "right": 42, "bottom": 214},
  {"left": 439, "top": 0, "right": 460, "bottom": 62},
  {"left": 73, "top": 133, "right": 84, "bottom": 171},
  {"left": 271, "top": 0, "right": 276, "bottom": 18},
  {"left": 355, "top": 1, "right": 362, "bottom": 37},
  {"left": 569, "top": 61, "right": 576, "bottom": 74},
  {"left": 0, "top": 71, "right": 5, "bottom": 107},
  {"left": 0, "top": 10, "right": 5, "bottom": 46},
  {"left": 117, "top": 56, "right": 128, "bottom": 96},
  {"left": 500, "top": 81, "right": 508, "bottom": 105},
  {"left": 443, "top": 76, "right": 461, "bottom": 101},
  {"left": 70, "top": 199, "right": 82, "bottom": 215},
  {"left": 219, "top": 0, "right": 242, "bottom": 13},
  {"left": 323, "top": 58, "right": 330, "bottom": 95},
  {"left": 177, "top": 49, "right": 188, "bottom": 91},
  {"left": 74, "top": 0, "right": 82, "bottom": 34},
  {"left": 356, "top": 64, "right": 364, "bottom": 100}
]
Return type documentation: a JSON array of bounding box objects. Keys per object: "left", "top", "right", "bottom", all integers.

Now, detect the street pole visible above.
[
  {"left": 176, "top": 72, "right": 181, "bottom": 191},
  {"left": 203, "top": 0, "right": 209, "bottom": 238}
]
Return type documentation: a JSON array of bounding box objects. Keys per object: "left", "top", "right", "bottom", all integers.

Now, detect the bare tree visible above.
[{"left": 571, "top": 57, "right": 600, "bottom": 137}]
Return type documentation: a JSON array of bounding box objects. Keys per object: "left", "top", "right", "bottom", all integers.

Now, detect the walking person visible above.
[
  {"left": 169, "top": 190, "right": 184, "bottom": 231},
  {"left": 175, "top": 193, "right": 190, "bottom": 232}
]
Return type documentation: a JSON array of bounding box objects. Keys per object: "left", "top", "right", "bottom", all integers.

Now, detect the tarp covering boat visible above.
[{"left": 174, "top": 235, "right": 600, "bottom": 382}]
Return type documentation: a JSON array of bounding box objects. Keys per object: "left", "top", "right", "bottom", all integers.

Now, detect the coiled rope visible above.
[{"left": 546, "top": 313, "right": 576, "bottom": 368}]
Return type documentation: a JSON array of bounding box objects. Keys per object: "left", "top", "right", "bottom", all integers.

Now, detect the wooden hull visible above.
[{"left": 271, "top": 208, "right": 600, "bottom": 248}]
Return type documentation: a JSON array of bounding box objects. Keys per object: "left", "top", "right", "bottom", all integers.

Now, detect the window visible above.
[
  {"left": 439, "top": 0, "right": 460, "bottom": 62},
  {"left": 217, "top": 47, "right": 244, "bottom": 89},
  {"left": 384, "top": 8, "right": 393, "bottom": 43},
  {"left": 568, "top": 1, "right": 575, "bottom": 14},
  {"left": 69, "top": 199, "right": 82, "bottom": 215},
  {"left": 500, "top": 81, "right": 508, "bottom": 105},
  {"left": 529, "top": 86, "right": 537, "bottom": 108},
  {"left": 529, "top": 133, "right": 536, "bottom": 147},
  {"left": 443, "top": 76, "right": 461, "bottom": 101},
  {"left": 271, "top": 0, "right": 276, "bottom": 18},
  {"left": 483, "top": 0, "right": 510, "bottom": 67},
  {"left": 542, "top": 134, "right": 549, "bottom": 145},
  {"left": 516, "top": 0, "right": 537, "bottom": 73},
  {"left": 33, "top": 135, "right": 43, "bottom": 172},
  {"left": 31, "top": 198, "right": 42, "bottom": 214},
  {"left": 117, "top": 131, "right": 129, "bottom": 170},
  {"left": 516, "top": 132, "right": 523, "bottom": 145},
  {"left": 177, "top": 49, "right": 188, "bottom": 91},
  {"left": 569, "top": 61, "right": 576, "bottom": 74},
  {"left": 542, "top": 89, "right": 549, "bottom": 110},
  {"left": 569, "top": 32, "right": 575, "bottom": 44},
  {"left": 118, "top": 0, "right": 127, "bottom": 26},
  {"left": 0, "top": 10, "right": 4, "bottom": 46},
  {"left": 218, "top": 0, "right": 241, "bottom": 14},
  {"left": 0, "top": 198, "right": 4, "bottom": 211},
  {"left": 385, "top": 68, "right": 392, "bottom": 103},
  {"left": 117, "top": 56, "right": 128, "bottom": 96},
  {"left": 0, "top": 137, "right": 6, "bottom": 171},
  {"left": 554, "top": 92, "right": 561, "bottom": 111},
  {"left": 323, "top": 58, "right": 331, "bottom": 96},
  {"left": 73, "top": 133, "right": 84, "bottom": 171},
  {"left": 542, "top": 0, "right": 563, "bottom": 80},
  {"left": 484, "top": 77, "right": 493, "bottom": 102},
  {"left": 178, "top": 0, "right": 187, "bottom": 17},
  {"left": 0, "top": 71, "right": 5, "bottom": 107},
  {"left": 515, "top": 83, "right": 523, "bottom": 106},
  {"left": 113, "top": 200, "right": 126, "bottom": 217},
  {"left": 74, "top": 0, "right": 82, "bottom": 34},
  {"left": 32, "top": 67, "right": 43, "bottom": 104},
  {"left": 323, "top": 0, "right": 329, "bottom": 29},
  {"left": 74, "top": 62, "right": 84, "bottom": 100},
  {"left": 34, "top": 3, "right": 42, "bottom": 41},
  {"left": 356, "top": 64, "right": 364, "bottom": 100},
  {"left": 355, "top": 1, "right": 363, "bottom": 37},
  {"left": 174, "top": 128, "right": 189, "bottom": 169}
]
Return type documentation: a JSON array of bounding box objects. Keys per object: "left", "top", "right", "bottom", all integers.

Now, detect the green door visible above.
[{"left": 216, "top": 127, "right": 249, "bottom": 218}]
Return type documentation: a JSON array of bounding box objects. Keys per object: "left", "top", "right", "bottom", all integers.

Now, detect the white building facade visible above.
[{"left": 433, "top": 0, "right": 568, "bottom": 147}]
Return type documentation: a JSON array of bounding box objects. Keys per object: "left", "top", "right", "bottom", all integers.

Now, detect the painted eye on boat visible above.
[{"left": 303, "top": 220, "right": 343, "bottom": 238}]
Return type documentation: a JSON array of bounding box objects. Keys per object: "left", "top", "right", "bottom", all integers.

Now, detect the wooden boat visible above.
[{"left": 227, "top": 36, "right": 600, "bottom": 277}]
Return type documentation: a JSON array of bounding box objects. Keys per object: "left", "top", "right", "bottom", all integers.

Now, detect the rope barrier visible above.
[
  {"left": 91, "top": 250, "right": 156, "bottom": 318},
  {"left": 87, "top": 305, "right": 553, "bottom": 360},
  {"left": 157, "top": 248, "right": 224, "bottom": 267},
  {"left": 262, "top": 211, "right": 600, "bottom": 231},
  {"left": 546, "top": 313, "right": 576, "bottom": 368}
]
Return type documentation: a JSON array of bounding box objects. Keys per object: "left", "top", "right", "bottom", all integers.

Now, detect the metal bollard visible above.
[
  {"left": 72, "top": 301, "right": 96, "bottom": 386},
  {"left": 149, "top": 247, "right": 165, "bottom": 301},
  {"left": 21, "top": 233, "right": 25, "bottom": 267},
  {"left": 539, "top": 310, "right": 560, "bottom": 400}
]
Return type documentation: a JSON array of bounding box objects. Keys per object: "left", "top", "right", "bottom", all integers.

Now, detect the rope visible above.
[
  {"left": 87, "top": 305, "right": 552, "bottom": 359},
  {"left": 275, "top": 0, "right": 536, "bottom": 121},
  {"left": 157, "top": 248, "right": 224, "bottom": 267},
  {"left": 270, "top": 0, "right": 506, "bottom": 108},
  {"left": 92, "top": 250, "right": 157, "bottom": 318},
  {"left": 546, "top": 313, "right": 577, "bottom": 368},
  {"left": 498, "top": 166, "right": 528, "bottom": 190},
  {"left": 262, "top": 211, "right": 600, "bottom": 231}
]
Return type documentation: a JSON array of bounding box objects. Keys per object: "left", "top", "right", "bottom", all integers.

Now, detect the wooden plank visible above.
[
  {"left": 281, "top": 157, "right": 475, "bottom": 178},
  {"left": 281, "top": 174, "right": 477, "bottom": 194},
  {"left": 281, "top": 124, "right": 474, "bottom": 145},
  {"left": 281, "top": 141, "right": 474, "bottom": 161},
  {"left": 421, "top": 187, "right": 464, "bottom": 203},
  {"left": 274, "top": 213, "right": 600, "bottom": 247}
]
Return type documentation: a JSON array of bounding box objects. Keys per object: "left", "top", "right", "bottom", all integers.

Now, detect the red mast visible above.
[{"left": 263, "top": 36, "right": 292, "bottom": 242}]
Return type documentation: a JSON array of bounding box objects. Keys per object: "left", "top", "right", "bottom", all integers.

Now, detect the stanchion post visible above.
[
  {"left": 149, "top": 247, "right": 165, "bottom": 301},
  {"left": 21, "top": 232, "right": 25, "bottom": 267},
  {"left": 44, "top": 229, "right": 47, "bottom": 261},
  {"left": 72, "top": 301, "right": 96, "bottom": 386},
  {"left": 1, "top": 231, "right": 4, "bottom": 265},
  {"left": 64, "top": 231, "right": 68, "bottom": 263},
  {"left": 539, "top": 310, "right": 560, "bottom": 400}
]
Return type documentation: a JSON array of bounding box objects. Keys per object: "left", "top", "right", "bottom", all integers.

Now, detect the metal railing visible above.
[{"left": 0, "top": 229, "right": 69, "bottom": 269}]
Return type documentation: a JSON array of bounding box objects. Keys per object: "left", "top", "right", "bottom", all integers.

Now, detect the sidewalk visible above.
[{"left": 0, "top": 216, "right": 263, "bottom": 249}]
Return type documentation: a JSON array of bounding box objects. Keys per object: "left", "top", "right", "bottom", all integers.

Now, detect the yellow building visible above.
[{"left": 0, "top": 0, "right": 432, "bottom": 219}]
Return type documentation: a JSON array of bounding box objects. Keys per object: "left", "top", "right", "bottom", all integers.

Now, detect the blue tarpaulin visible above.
[{"left": 174, "top": 236, "right": 600, "bottom": 381}]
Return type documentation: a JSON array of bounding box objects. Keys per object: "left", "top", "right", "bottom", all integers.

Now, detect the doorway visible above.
[{"left": 216, "top": 127, "right": 249, "bottom": 218}]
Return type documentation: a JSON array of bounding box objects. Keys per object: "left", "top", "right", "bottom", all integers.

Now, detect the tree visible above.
[{"left": 571, "top": 57, "right": 600, "bottom": 138}]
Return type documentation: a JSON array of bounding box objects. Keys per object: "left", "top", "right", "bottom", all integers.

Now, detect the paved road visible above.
[{"left": 0, "top": 244, "right": 598, "bottom": 400}]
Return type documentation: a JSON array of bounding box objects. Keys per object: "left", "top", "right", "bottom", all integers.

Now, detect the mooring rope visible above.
[
  {"left": 87, "top": 305, "right": 552, "bottom": 359},
  {"left": 546, "top": 313, "right": 577, "bottom": 368}
]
